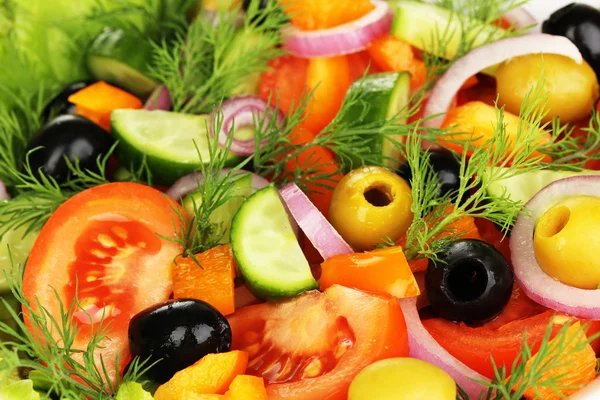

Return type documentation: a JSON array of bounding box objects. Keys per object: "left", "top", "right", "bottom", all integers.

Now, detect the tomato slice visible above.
[
  {"left": 259, "top": 55, "right": 309, "bottom": 116},
  {"left": 22, "top": 183, "right": 183, "bottom": 385},
  {"left": 227, "top": 285, "right": 408, "bottom": 400}
]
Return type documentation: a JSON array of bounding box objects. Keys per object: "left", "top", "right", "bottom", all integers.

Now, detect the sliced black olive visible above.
[
  {"left": 42, "top": 81, "right": 93, "bottom": 122},
  {"left": 398, "top": 149, "right": 461, "bottom": 199},
  {"left": 425, "top": 239, "right": 513, "bottom": 325},
  {"left": 542, "top": 3, "right": 600, "bottom": 79},
  {"left": 25, "top": 115, "right": 114, "bottom": 184},
  {"left": 128, "top": 299, "right": 232, "bottom": 383}
]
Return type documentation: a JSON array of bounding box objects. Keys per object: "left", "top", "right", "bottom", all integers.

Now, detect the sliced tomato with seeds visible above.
[
  {"left": 22, "top": 182, "right": 183, "bottom": 386},
  {"left": 227, "top": 285, "right": 408, "bottom": 400}
]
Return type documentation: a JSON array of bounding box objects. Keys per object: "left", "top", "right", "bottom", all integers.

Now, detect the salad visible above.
[{"left": 2, "top": 0, "right": 600, "bottom": 398}]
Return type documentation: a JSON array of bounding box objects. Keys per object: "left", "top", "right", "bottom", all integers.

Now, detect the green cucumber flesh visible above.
[
  {"left": 230, "top": 185, "right": 318, "bottom": 300},
  {"left": 486, "top": 168, "right": 600, "bottom": 205},
  {"left": 111, "top": 109, "right": 242, "bottom": 186},
  {"left": 341, "top": 72, "right": 411, "bottom": 169},
  {"left": 391, "top": 1, "right": 505, "bottom": 62},
  {"left": 183, "top": 173, "right": 254, "bottom": 245},
  {"left": 87, "top": 28, "right": 157, "bottom": 98}
]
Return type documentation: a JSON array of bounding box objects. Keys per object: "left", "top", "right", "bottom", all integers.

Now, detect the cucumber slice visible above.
[
  {"left": 342, "top": 72, "right": 411, "bottom": 169},
  {"left": 0, "top": 226, "right": 37, "bottom": 293},
  {"left": 87, "top": 28, "right": 158, "bottom": 99},
  {"left": 111, "top": 109, "right": 243, "bottom": 185},
  {"left": 230, "top": 185, "right": 318, "bottom": 300},
  {"left": 486, "top": 168, "right": 600, "bottom": 205},
  {"left": 391, "top": 1, "right": 505, "bottom": 61},
  {"left": 183, "top": 173, "right": 254, "bottom": 244}
]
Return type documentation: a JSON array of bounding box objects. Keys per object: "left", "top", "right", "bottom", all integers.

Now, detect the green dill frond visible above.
[
  {"left": 149, "top": 0, "right": 287, "bottom": 115},
  {"left": 167, "top": 109, "right": 252, "bottom": 260},
  {"left": 480, "top": 318, "right": 600, "bottom": 400},
  {"left": 403, "top": 69, "right": 550, "bottom": 261},
  {"left": 0, "top": 253, "right": 151, "bottom": 399}
]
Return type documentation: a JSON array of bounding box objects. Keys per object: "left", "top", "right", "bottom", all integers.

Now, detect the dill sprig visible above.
[
  {"left": 403, "top": 71, "right": 550, "bottom": 261},
  {"left": 149, "top": 0, "right": 287, "bottom": 114},
  {"left": 477, "top": 318, "right": 600, "bottom": 400},
  {"left": 0, "top": 256, "right": 152, "bottom": 399},
  {"left": 167, "top": 111, "right": 251, "bottom": 261},
  {"left": 252, "top": 85, "right": 445, "bottom": 194}
]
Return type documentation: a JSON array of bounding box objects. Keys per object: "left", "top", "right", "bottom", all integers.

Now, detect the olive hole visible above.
[
  {"left": 447, "top": 260, "right": 489, "bottom": 302},
  {"left": 536, "top": 205, "right": 571, "bottom": 238},
  {"left": 364, "top": 185, "right": 393, "bottom": 207}
]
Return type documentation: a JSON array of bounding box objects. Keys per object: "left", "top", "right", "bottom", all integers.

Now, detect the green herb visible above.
[
  {"left": 0, "top": 254, "right": 152, "bottom": 399},
  {"left": 402, "top": 70, "right": 551, "bottom": 261},
  {"left": 149, "top": 0, "right": 287, "bottom": 115},
  {"left": 479, "top": 318, "right": 599, "bottom": 400},
  {"left": 165, "top": 111, "right": 251, "bottom": 261}
]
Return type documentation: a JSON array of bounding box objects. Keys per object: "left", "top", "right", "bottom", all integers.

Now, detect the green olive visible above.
[
  {"left": 348, "top": 358, "right": 456, "bottom": 400},
  {"left": 329, "top": 166, "right": 412, "bottom": 251},
  {"left": 497, "top": 54, "right": 599, "bottom": 123}
]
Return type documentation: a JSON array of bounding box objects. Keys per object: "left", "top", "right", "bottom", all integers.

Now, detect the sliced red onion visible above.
[
  {"left": 0, "top": 180, "right": 10, "bottom": 201},
  {"left": 144, "top": 85, "right": 172, "bottom": 111},
  {"left": 279, "top": 183, "right": 353, "bottom": 260},
  {"left": 283, "top": 0, "right": 392, "bottom": 58},
  {"left": 423, "top": 34, "right": 583, "bottom": 128},
  {"left": 502, "top": 7, "right": 537, "bottom": 31},
  {"left": 511, "top": 176, "right": 600, "bottom": 319},
  {"left": 166, "top": 168, "right": 269, "bottom": 200},
  {"left": 211, "top": 97, "right": 284, "bottom": 157},
  {"left": 398, "top": 297, "right": 489, "bottom": 399}
]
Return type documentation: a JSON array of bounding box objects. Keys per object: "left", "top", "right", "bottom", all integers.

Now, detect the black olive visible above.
[
  {"left": 42, "top": 81, "right": 93, "bottom": 121},
  {"left": 128, "top": 299, "right": 232, "bottom": 383},
  {"left": 398, "top": 149, "right": 461, "bottom": 199},
  {"left": 542, "top": 3, "right": 600, "bottom": 79},
  {"left": 25, "top": 115, "right": 114, "bottom": 184},
  {"left": 426, "top": 239, "right": 513, "bottom": 325}
]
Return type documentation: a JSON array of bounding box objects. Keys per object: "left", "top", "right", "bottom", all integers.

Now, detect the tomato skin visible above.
[
  {"left": 23, "top": 182, "right": 183, "bottom": 386},
  {"left": 259, "top": 56, "right": 308, "bottom": 115},
  {"left": 227, "top": 285, "right": 408, "bottom": 400}
]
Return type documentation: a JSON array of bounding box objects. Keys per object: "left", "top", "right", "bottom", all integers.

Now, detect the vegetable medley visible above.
[{"left": 3, "top": 0, "right": 600, "bottom": 399}]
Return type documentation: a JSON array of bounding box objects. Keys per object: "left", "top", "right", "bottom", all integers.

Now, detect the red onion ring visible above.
[
  {"left": 502, "top": 7, "right": 537, "bottom": 31},
  {"left": 211, "top": 97, "right": 284, "bottom": 157},
  {"left": 511, "top": 176, "right": 600, "bottom": 319},
  {"left": 279, "top": 183, "right": 353, "bottom": 260},
  {"left": 283, "top": 0, "right": 392, "bottom": 58},
  {"left": 166, "top": 168, "right": 269, "bottom": 200},
  {"left": 423, "top": 34, "right": 583, "bottom": 128},
  {"left": 0, "top": 180, "right": 10, "bottom": 201},
  {"left": 144, "top": 85, "right": 172, "bottom": 111},
  {"left": 398, "top": 297, "right": 489, "bottom": 399}
]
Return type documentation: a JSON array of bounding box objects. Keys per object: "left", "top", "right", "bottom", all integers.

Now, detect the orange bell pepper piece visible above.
[
  {"left": 304, "top": 56, "right": 351, "bottom": 133},
  {"left": 173, "top": 244, "right": 236, "bottom": 316},
  {"left": 285, "top": 125, "right": 344, "bottom": 218},
  {"left": 279, "top": 0, "right": 374, "bottom": 30},
  {"left": 319, "top": 246, "right": 420, "bottom": 298},
  {"left": 440, "top": 101, "right": 552, "bottom": 162},
  {"left": 154, "top": 351, "right": 249, "bottom": 400},
  {"left": 68, "top": 81, "right": 142, "bottom": 131},
  {"left": 517, "top": 322, "right": 597, "bottom": 400},
  {"left": 225, "top": 375, "right": 268, "bottom": 400}
]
